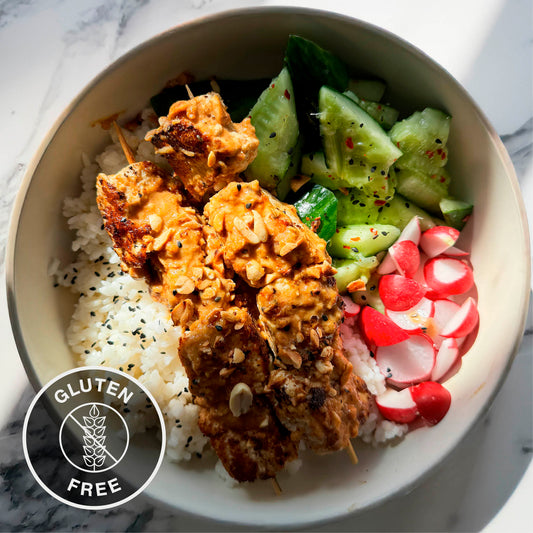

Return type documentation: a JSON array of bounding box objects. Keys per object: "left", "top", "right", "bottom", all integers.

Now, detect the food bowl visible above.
[{"left": 7, "top": 6, "right": 530, "bottom": 528}]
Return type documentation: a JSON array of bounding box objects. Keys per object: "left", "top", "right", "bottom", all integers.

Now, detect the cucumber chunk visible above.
[
  {"left": 344, "top": 90, "right": 399, "bottom": 131},
  {"left": 376, "top": 193, "right": 436, "bottom": 231},
  {"left": 349, "top": 273, "right": 385, "bottom": 313},
  {"left": 301, "top": 152, "right": 353, "bottom": 190},
  {"left": 245, "top": 67, "right": 299, "bottom": 199},
  {"left": 348, "top": 79, "right": 386, "bottom": 102},
  {"left": 440, "top": 197, "right": 473, "bottom": 230},
  {"left": 335, "top": 188, "right": 381, "bottom": 225},
  {"left": 333, "top": 255, "right": 379, "bottom": 293},
  {"left": 389, "top": 108, "right": 451, "bottom": 154},
  {"left": 318, "top": 87, "right": 402, "bottom": 197},
  {"left": 294, "top": 184, "right": 338, "bottom": 241},
  {"left": 328, "top": 224, "right": 400, "bottom": 258},
  {"left": 395, "top": 167, "right": 449, "bottom": 214}
]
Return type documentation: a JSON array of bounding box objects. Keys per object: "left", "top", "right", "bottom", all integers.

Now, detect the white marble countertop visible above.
[{"left": 0, "top": 0, "right": 531, "bottom": 531}]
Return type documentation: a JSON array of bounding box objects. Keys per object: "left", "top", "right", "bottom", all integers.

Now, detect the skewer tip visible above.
[
  {"left": 271, "top": 476, "right": 282, "bottom": 496},
  {"left": 346, "top": 441, "right": 358, "bottom": 465},
  {"left": 113, "top": 121, "right": 136, "bottom": 165},
  {"left": 185, "top": 84, "right": 194, "bottom": 100}
]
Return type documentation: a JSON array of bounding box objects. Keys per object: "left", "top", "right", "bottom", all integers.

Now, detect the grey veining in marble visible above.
[{"left": 0, "top": 0, "right": 531, "bottom": 531}]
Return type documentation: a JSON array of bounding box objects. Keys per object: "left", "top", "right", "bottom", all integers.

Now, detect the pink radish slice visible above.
[
  {"left": 398, "top": 216, "right": 422, "bottom": 245},
  {"left": 386, "top": 297, "right": 435, "bottom": 332},
  {"left": 342, "top": 296, "right": 361, "bottom": 318},
  {"left": 443, "top": 246, "right": 469, "bottom": 257},
  {"left": 430, "top": 298, "right": 461, "bottom": 347},
  {"left": 360, "top": 306, "right": 410, "bottom": 347},
  {"left": 376, "top": 333, "right": 436, "bottom": 387},
  {"left": 440, "top": 297, "right": 479, "bottom": 338},
  {"left": 424, "top": 257, "right": 474, "bottom": 297},
  {"left": 431, "top": 337, "right": 460, "bottom": 382},
  {"left": 409, "top": 381, "right": 451, "bottom": 425},
  {"left": 420, "top": 226, "right": 460, "bottom": 258},
  {"left": 377, "top": 216, "right": 421, "bottom": 275},
  {"left": 390, "top": 240, "right": 420, "bottom": 277},
  {"left": 379, "top": 274, "right": 426, "bottom": 312},
  {"left": 376, "top": 388, "right": 418, "bottom": 423}
]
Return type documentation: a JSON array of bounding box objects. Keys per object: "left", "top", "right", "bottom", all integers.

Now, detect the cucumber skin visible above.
[
  {"left": 328, "top": 224, "right": 400, "bottom": 259},
  {"left": 245, "top": 68, "right": 299, "bottom": 198},
  {"left": 294, "top": 184, "right": 338, "bottom": 241},
  {"left": 318, "top": 87, "right": 402, "bottom": 197},
  {"left": 376, "top": 193, "right": 436, "bottom": 231}
]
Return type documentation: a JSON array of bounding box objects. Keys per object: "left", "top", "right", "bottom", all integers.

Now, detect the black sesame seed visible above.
[
  {"left": 215, "top": 325, "right": 223, "bottom": 331},
  {"left": 322, "top": 314, "right": 328, "bottom": 321},
  {"left": 90, "top": 311, "right": 96, "bottom": 317},
  {"left": 435, "top": 138, "right": 442, "bottom": 144},
  {"left": 177, "top": 241, "right": 182, "bottom": 248},
  {"left": 269, "top": 132, "right": 276, "bottom": 138},
  {"left": 214, "top": 296, "right": 221, "bottom": 302},
  {"left": 245, "top": 202, "right": 252, "bottom": 209},
  {"left": 237, "top": 183, "right": 242, "bottom": 191}
]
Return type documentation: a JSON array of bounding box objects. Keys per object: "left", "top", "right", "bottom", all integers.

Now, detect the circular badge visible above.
[{"left": 23, "top": 366, "right": 166, "bottom": 510}]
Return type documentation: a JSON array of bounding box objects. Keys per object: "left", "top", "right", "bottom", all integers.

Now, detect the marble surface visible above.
[{"left": 0, "top": 0, "right": 531, "bottom": 531}]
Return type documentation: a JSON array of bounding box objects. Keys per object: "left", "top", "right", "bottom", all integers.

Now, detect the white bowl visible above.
[{"left": 6, "top": 6, "right": 531, "bottom": 529}]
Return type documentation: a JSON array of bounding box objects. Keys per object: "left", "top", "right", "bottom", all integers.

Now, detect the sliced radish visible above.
[
  {"left": 360, "top": 306, "right": 410, "bottom": 347},
  {"left": 342, "top": 296, "right": 361, "bottom": 318},
  {"left": 379, "top": 274, "right": 426, "bottom": 312},
  {"left": 376, "top": 333, "right": 435, "bottom": 387},
  {"left": 424, "top": 257, "right": 474, "bottom": 297},
  {"left": 377, "top": 217, "right": 421, "bottom": 275},
  {"left": 376, "top": 388, "right": 418, "bottom": 423},
  {"left": 389, "top": 240, "right": 420, "bottom": 277},
  {"left": 443, "top": 246, "right": 469, "bottom": 257},
  {"left": 440, "top": 297, "right": 479, "bottom": 338},
  {"left": 431, "top": 337, "right": 460, "bottom": 382},
  {"left": 420, "top": 226, "right": 460, "bottom": 258},
  {"left": 386, "top": 297, "right": 435, "bottom": 332},
  {"left": 430, "top": 299, "right": 461, "bottom": 347},
  {"left": 409, "top": 381, "right": 451, "bottom": 425}
]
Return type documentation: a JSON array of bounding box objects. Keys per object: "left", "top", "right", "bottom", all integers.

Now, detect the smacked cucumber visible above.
[
  {"left": 395, "top": 166, "right": 450, "bottom": 214},
  {"left": 376, "top": 193, "right": 436, "bottom": 231},
  {"left": 344, "top": 90, "right": 399, "bottom": 131},
  {"left": 318, "top": 87, "right": 402, "bottom": 198},
  {"left": 294, "top": 184, "right": 338, "bottom": 241},
  {"left": 348, "top": 79, "right": 386, "bottom": 102},
  {"left": 245, "top": 67, "right": 299, "bottom": 200},
  {"left": 328, "top": 223, "right": 400, "bottom": 259},
  {"left": 440, "top": 197, "right": 473, "bottom": 230},
  {"left": 301, "top": 152, "right": 353, "bottom": 190},
  {"left": 333, "top": 255, "right": 379, "bottom": 293},
  {"left": 335, "top": 187, "right": 381, "bottom": 225}
]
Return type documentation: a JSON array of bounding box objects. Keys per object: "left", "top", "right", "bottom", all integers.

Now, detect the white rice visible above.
[{"left": 52, "top": 112, "right": 406, "bottom": 472}]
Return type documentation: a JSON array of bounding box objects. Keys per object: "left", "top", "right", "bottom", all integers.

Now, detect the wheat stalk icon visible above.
[{"left": 82, "top": 404, "right": 107, "bottom": 470}]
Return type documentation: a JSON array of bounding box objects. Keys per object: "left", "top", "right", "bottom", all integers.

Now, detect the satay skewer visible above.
[{"left": 112, "top": 119, "right": 285, "bottom": 495}]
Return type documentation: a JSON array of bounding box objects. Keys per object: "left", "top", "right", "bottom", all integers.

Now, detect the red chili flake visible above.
[
  {"left": 396, "top": 142, "right": 401, "bottom": 148},
  {"left": 425, "top": 150, "right": 434, "bottom": 158},
  {"left": 374, "top": 199, "right": 386, "bottom": 206},
  {"left": 345, "top": 137, "right": 354, "bottom": 149},
  {"left": 377, "top": 104, "right": 382, "bottom": 110},
  {"left": 431, "top": 174, "right": 437, "bottom": 179},
  {"left": 441, "top": 152, "right": 446, "bottom": 160},
  {"left": 370, "top": 227, "right": 378, "bottom": 235},
  {"left": 436, "top": 148, "right": 443, "bottom": 155},
  {"left": 271, "top": 83, "right": 275, "bottom": 88},
  {"left": 440, "top": 176, "right": 446, "bottom": 183},
  {"left": 284, "top": 89, "right": 290, "bottom": 100},
  {"left": 343, "top": 245, "right": 351, "bottom": 249},
  {"left": 350, "top": 237, "right": 361, "bottom": 242}
]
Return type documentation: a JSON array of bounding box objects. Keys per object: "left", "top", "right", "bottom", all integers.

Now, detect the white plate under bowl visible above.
[{"left": 6, "top": 7, "right": 530, "bottom": 529}]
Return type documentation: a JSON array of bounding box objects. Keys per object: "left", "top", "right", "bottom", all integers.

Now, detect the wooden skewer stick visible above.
[
  {"left": 271, "top": 477, "right": 282, "bottom": 496},
  {"left": 185, "top": 83, "right": 194, "bottom": 100},
  {"left": 113, "top": 121, "right": 136, "bottom": 165},
  {"left": 346, "top": 440, "right": 358, "bottom": 465}
]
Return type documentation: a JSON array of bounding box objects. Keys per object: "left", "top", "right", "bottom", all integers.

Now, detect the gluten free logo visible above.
[{"left": 23, "top": 367, "right": 165, "bottom": 509}]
